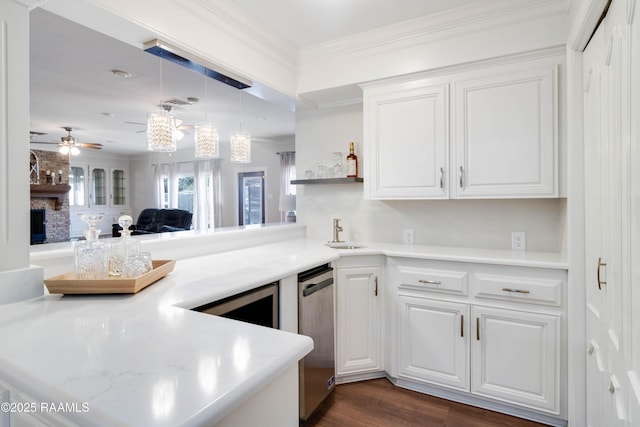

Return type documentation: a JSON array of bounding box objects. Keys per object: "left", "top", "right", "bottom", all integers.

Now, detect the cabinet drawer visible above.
[
  {"left": 397, "top": 266, "right": 468, "bottom": 295},
  {"left": 473, "top": 273, "right": 562, "bottom": 306}
]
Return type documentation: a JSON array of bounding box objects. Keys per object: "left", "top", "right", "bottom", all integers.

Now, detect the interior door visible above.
[{"left": 583, "top": 1, "right": 630, "bottom": 423}]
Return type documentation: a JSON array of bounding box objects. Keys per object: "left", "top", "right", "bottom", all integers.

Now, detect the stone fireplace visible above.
[{"left": 29, "top": 150, "right": 70, "bottom": 243}]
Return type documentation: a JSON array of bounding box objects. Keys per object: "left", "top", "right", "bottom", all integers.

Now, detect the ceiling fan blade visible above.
[
  {"left": 76, "top": 143, "right": 103, "bottom": 149},
  {"left": 125, "top": 121, "right": 146, "bottom": 126},
  {"left": 30, "top": 141, "right": 59, "bottom": 145}
]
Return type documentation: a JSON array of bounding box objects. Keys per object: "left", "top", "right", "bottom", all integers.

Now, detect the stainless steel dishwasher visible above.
[{"left": 298, "top": 263, "right": 335, "bottom": 421}]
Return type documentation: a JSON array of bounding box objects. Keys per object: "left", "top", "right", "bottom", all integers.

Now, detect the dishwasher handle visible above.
[{"left": 302, "top": 277, "right": 333, "bottom": 297}]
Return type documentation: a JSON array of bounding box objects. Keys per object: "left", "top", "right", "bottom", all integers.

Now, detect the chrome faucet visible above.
[{"left": 332, "top": 218, "right": 344, "bottom": 243}]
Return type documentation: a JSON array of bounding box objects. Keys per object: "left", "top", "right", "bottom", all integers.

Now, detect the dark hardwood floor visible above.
[{"left": 302, "top": 378, "right": 549, "bottom": 427}]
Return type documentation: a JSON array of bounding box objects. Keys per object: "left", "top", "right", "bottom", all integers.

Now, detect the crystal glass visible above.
[
  {"left": 75, "top": 214, "right": 107, "bottom": 280},
  {"left": 122, "top": 251, "right": 153, "bottom": 278},
  {"left": 332, "top": 152, "right": 346, "bottom": 178},
  {"left": 108, "top": 215, "right": 141, "bottom": 277}
]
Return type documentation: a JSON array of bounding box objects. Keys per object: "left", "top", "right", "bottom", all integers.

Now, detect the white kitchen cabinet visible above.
[
  {"left": 336, "top": 265, "right": 382, "bottom": 378},
  {"left": 397, "top": 295, "right": 468, "bottom": 390},
  {"left": 389, "top": 257, "right": 566, "bottom": 422},
  {"left": 363, "top": 81, "right": 448, "bottom": 199},
  {"left": 363, "top": 50, "right": 562, "bottom": 200},
  {"left": 453, "top": 66, "right": 557, "bottom": 198},
  {"left": 471, "top": 305, "right": 560, "bottom": 412}
]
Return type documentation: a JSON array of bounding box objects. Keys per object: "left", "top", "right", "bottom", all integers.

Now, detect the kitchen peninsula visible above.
[{"left": 0, "top": 224, "right": 569, "bottom": 426}]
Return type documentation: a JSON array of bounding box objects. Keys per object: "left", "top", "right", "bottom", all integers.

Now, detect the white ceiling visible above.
[{"left": 29, "top": 1, "right": 485, "bottom": 155}]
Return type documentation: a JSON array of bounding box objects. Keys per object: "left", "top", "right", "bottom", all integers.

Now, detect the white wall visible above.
[
  {"left": 129, "top": 136, "right": 294, "bottom": 227},
  {"left": 296, "top": 103, "right": 566, "bottom": 252}
]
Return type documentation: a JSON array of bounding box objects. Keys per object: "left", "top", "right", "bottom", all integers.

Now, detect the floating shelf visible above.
[
  {"left": 30, "top": 184, "right": 71, "bottom": 210},
  {"left": 291, "top": 177, "right": 363, "bottom": 185}
]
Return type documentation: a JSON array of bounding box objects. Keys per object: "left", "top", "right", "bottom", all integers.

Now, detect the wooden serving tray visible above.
[{"left": 44, "top": 260, "right": 176, "bottom": 295}]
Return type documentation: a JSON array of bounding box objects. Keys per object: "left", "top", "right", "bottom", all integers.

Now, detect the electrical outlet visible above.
[
  {"left": 403, "top": 228, "right": 414, "bottom": 244},
  {"left": 511, "top": 231, "right": 526, "bottom": 251}
]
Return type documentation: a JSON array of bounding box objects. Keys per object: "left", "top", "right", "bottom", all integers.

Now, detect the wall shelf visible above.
[
  {"left": 30, "top": 184, "right": 71, "bottom": 210},
  {"left": 291, "top": 177, "right": 363, "bottom": 185}
]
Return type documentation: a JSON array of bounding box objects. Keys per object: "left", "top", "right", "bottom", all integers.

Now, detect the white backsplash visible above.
[{"left": 297, "top": 184, "right": 565, "bottom": 252}]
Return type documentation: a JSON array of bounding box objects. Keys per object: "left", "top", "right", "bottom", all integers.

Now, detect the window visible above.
[
  {"left": 177, "top": 175, "right": 194, "bottom": 213},
  {"left": 238, "top": 171, "right": 265, "bottom": 225}
]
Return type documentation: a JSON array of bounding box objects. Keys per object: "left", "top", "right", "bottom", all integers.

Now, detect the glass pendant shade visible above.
[
  {"left": 194, "top": 124, "right": 219, "bottom": 158},
  {"left": 59, "top": 145, "right": 70, "bottom": 155},
  {"left": 147, "top": 112, "right": 176, "bottom": 152},
  {"left": 230, "top": 131, "right": 251, "bottom": 163},
  {"left": 70, "top": 146, "right": 80, "bottom": 156}
]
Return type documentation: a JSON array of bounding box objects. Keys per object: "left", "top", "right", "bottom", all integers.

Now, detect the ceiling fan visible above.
[{"left": 30, "top": 127, "right": 103, "bottom": 155}]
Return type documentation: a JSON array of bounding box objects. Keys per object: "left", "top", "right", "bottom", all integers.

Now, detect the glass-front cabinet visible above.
[
  {"left": 90, "top": 165, "right": 108, "bottom": 207},
  {"left": 69, "top": 162, "right": 130, "bottom": 239},
  {"left": 111, "top": 168, "right": 126, "bottom": 207}
]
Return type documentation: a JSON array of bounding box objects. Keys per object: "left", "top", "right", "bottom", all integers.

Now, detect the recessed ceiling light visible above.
[
  {"left": 101, "top": 112, "right": 115, "bottom": 117},
  {"left": 110, "top": 69, "right": 132, "bottom": 78}
]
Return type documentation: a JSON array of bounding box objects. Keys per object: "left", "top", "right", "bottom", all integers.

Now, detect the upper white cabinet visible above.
[
  {"left": 453, "top": 67, "right": 557, "bottom": 198},
  {"left": 363, "top": 82, "right": 448, "bottom": 199},
  {"left": 363, "top": 51, "right": 563, "bottom": 200}
]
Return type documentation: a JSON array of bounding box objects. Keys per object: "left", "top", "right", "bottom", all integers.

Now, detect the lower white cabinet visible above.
[
  {"left": 390, "top": 257, "right": 566, "bottom": 422},
  {"left": 471, "top": 305, "right": 560, "bottom": 412},
  {"left": 336, "top": 264, "right": 382, "bottom": 378},
  {"left": 397, "top": 295, "right": 468, "bottom": 390}
]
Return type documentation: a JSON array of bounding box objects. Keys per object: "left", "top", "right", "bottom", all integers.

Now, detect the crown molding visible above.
[
  {"left": 300, "top": 0, "right": 569, "bottom": 60},
  {"left": 189, "top": 0, "right": 297, "bottom": 73},
  {"left": 9, "top": 0, "right": 46, "bottom": 9}
]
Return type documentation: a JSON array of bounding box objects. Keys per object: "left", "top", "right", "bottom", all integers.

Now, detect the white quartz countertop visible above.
[{"left": 0, "top": 237, "right": 567, "bottom": 426}]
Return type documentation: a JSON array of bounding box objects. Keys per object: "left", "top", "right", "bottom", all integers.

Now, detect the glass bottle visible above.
[
  {"left": 75, "top": 214, "right": 107, "bottom": 280},
  {"left": 346, "top": 142, "right": 358, "bottom": 178},
  {"left": 108, "top": 215, "right": 141, "bottom": 277}
]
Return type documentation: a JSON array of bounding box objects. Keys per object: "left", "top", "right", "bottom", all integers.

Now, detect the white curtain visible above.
[
  {"left": 193, "top": 159, "right": 222, "bottom": 230},
  {"left": 279, "top": 151, "right": 296, "bottom": 221}
]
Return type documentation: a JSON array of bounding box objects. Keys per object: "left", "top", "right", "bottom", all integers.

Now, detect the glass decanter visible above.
[
  {"left": 75, "top": 214, "right": 107, "bottom": 280},
  {"left": 108, "top": 215, "right": 141, "bottom": 277}
]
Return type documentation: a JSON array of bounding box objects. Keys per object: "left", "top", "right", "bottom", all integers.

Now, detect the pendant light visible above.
[
  {"left": 194, "top": 74, "right": 219, "bottom": 158},
  {"left": 147, "top": 56, "right": 177, "bottom": 152},
  {"left": 230, "top": 90, "right": 251, "bottom": 163}
]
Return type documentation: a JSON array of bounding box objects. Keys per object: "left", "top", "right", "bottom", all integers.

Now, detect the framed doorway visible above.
[{"left": 238, "top": 171, "right": 265, "bottom": 225}]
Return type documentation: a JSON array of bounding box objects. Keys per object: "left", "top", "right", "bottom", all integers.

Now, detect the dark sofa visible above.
[{"left": 112, "top": 208, "right": 193, "bottom": 237}]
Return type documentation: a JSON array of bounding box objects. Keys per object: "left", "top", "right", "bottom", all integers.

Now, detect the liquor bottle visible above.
[{"left": 346, "top": 142, "right": 358, "bottom": 178}]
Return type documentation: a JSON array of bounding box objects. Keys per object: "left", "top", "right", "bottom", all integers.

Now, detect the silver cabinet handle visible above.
[
  {"left": 501, "top": 288, "right": 531, "bottom": 294},
  {"left": 460, "top": 314, "right": 464, "bottom": 337},
  {"left": 476, "top": 317, "right": 480, "bottom": 341},
  {"left": 418, "top": 279, "right": 442, "bottom": 285},
  {"left": 459, "top": 166, "right": 464, "bottom": 188},
  {"left": 374, "top": 276, "right": 378, "bottom": 297},
  {"left": 597, "top": 257, "right": 607, "bottom": 290},
  {"left": 439, "top": 167, "right": 444, "bottom": 189}
]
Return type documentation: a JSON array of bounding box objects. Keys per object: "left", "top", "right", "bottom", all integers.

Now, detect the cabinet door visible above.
[
  {"left": 364, "top": 82, "right": 448, "bottom": 199},
  {"left": 89, "top": 165, "right": 108, "bottom": 208},
  {"left": 453, "top": 66, "right": 557, "bottom": 198},
  {"left": 336, "top": 266, "right": 381, "bottom": 375},
  {"left": 111, "top": 168, "right": 127, "bottom": 207},
  {"left": 471, "top": 305, "right": 560, "bottom": 413},
  {"left": 397, "top": 295, "right": 468, "bottom": 390}
]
